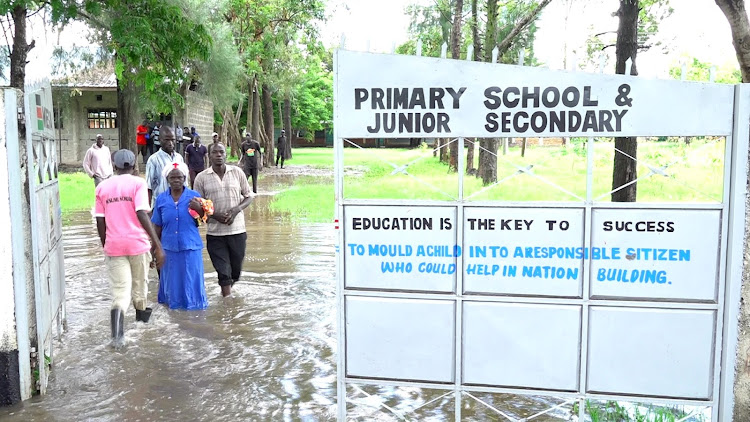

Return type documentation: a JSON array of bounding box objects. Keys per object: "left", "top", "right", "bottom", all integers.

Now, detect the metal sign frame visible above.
[{"left": 334, "top": 50, "right": 750, "bottom": 421}]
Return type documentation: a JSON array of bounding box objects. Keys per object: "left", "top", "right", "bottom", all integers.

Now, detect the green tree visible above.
[
  {"left": 668, "top": 57, "right": 741, "bottom": 84},
  {"left": 0, "top": 0, "right": 216, "bottom": 151},
  {"left": 225, "top": 0, "right": 325, "bottom": 165},
  {"left": 609, "top": 0, "right": 672, "bottom": 202},
  {"left": 287, "top": 47, "right": 332, "bottom": 140}
]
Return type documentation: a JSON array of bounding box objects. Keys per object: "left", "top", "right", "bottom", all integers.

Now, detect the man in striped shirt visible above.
[
  {"left": 194, "top": 143, "right": 253, "bottom": 297},
  {"left": 145, "top": 126, "right": 185, "bottom": 206}
]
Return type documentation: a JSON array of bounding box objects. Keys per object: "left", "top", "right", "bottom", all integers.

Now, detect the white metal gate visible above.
[
  {"left": 24, "top": 80, "right": 65, "bottom": 395},
  {"left": 334, "top": 50, "right": 750, "bottom": 421}
]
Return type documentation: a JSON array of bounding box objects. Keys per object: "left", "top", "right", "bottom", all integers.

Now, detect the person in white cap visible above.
[
  {"left": 150, "top": 162, "right": 208, "bottom": 310},
  {"left": 82, "top": 134, "right": 113, "bottom": 186},
  {"left": 207, "top": 131, "right": 220, "bottom": 156},
  {"left": 95, "top": 149, "right": 165, "bottom": 347}
]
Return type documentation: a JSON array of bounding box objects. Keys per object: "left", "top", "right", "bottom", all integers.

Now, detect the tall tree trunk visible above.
[
  {"left": 283, "top": 95, "right": 292, "bottom": 159},
  {"left": 10, "top": 5, "right": 32, "bottom": 89},
  {"left": 447, "top": 0, "right": 463, "bottom": 171},
  {"left": 451, "top": 0, "right": 463, "bottom": 59},
  {"left": 116, "top": 79, "right": 139, "bottom": 155},
  {"left": 611, "top": 0, "right": 639, "bottom": 203},
  {"left": 251, "top": 80, "right": 257, "bottom": 133},
  {"left": 477, "top": 0, "right": 499, "bottom": 184},
  {"left": 471, "top": 0, "right": 480, "bottom": 61},
  {"left": 479, "top": 139, "right": 498, "bottom": 185},
  {"left": 262, "top": 83, "right": 274, "bottom": 163},
  {"left": 466, "top": 138, "right": 475, "bottom": 174},
  {"left": 716, "top": 0, "right": 750, "bottom": 82},
  {"left": 467, "top": 0, "right": 479, "bottom": 176},
  {"left": 251, "top": 78, "right": 264, "bottom": 165}
]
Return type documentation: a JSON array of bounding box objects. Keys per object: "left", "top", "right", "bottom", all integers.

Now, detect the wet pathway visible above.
[
  {"left": 0, "top": 177, "right": 340, "bottom": 421},
  {"left": 0, "top": 167, "right": 573, "bottom": 422}
]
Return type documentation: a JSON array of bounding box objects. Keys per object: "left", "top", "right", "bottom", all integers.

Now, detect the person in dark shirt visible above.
[
  {"left": 240, "top": 134, "right": 262, "bottom": 193},
  {"left": 275, "top": 129, "right": 286, "bottom": 168},
  {"left": 184, "top": 135, "right": 208, "bottom": 188}
]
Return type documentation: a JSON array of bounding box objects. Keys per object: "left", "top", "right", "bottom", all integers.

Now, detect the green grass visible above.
[
  {"left": 572, "top": 400, "right": 706, "bottom": 422},
  {"left": 60, "top": 141, "right": 727, "bottom": 223},
  {"left": 269, "top": 140, "right": 725, "bottom": 222},
  {"left": 59, "top": 172, "right": 96, "bottom": 212}
]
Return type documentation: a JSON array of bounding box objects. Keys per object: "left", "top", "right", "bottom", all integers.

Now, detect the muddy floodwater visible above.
[{"left": 0, "top": 170, "right": 577, "bottom": 422}]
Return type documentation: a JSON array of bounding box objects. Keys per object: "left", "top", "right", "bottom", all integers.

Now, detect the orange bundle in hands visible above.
[{"left": 189, "top": 198, "right": 214, "bottom": 226}]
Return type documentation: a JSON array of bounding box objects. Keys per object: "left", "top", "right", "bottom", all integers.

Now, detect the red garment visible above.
[{"left": 136, "top": 124, "right": 148, "bottom": 145}]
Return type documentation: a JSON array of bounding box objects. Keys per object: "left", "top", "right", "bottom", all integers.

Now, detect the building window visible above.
[
  {"left": 87, "top": 109, "right": 117, "bottom": 129},
  {"left": 96, "top": 95, "right": 103, "bottom": 101}
]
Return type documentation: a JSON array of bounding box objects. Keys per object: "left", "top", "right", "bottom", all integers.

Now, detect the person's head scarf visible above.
[{"left": 162, "top": 161, "right": 189, "bottom": 180}]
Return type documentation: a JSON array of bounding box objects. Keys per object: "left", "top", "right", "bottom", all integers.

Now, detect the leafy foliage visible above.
[
  {"left": 669, "top": 57, "right": 741, "bottom": 84},
  {"left": 103, "top": 0, "right": 212, "bottom": 111},
  {"left": 287, "top": 47, "right": 332, "bottom": 138},
  {"left": 397, "top": 0, "right": 541, "bottom": 65}
]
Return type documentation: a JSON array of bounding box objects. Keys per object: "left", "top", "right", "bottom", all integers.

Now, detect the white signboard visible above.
[
  {"left": 334, "top": 50, "right": 735, "bottom": 138},
  {"left": 587, "top": 307, "right": 715, "bottom": 399},
  {"left": 344, "top": 205, "right": 457, "bottom": 292},
  {"left": 463, "top": 302, "right": 581, "bottom": 391},
  {"left": 590, "top": 209, "right": 721, "bottom": 301},
  {"left": 346, "top": 297, "right": 455, "bottom": 382},
  {"left": 463, "top": 207, "right": 584, "bottom": 297}
]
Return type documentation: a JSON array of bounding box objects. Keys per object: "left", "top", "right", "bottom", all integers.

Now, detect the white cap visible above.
[{"left": 212, "top": 132, "right": 218, "bottom": 137}]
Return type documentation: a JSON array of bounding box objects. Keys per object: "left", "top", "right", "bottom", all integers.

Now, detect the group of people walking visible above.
[{"left": 93, "top": 125, "right": 257, "bottom": 347}]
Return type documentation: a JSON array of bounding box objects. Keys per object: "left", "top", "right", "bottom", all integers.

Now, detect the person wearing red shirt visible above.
[{"left": 136, "top": 119, "right": 149, "bottom": 165}]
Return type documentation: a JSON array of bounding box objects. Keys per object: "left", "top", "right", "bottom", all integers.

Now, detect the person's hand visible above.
[
  {"left": 226, "top": 207, "right": 240, "bottom": 225},
  {"left": 153, "top": 247, "right": 166, "bottom": 269},
  {"left": 189, "top": 197, "right": 203, "bottom": 212}
]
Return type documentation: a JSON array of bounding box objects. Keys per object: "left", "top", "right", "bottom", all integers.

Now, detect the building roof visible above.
[{"left": 52, "top": 62, "right": 117, "bottom": 89}]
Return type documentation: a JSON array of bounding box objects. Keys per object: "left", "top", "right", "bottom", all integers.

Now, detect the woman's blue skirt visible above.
[{"left": 158, "top": 248, "right": 208, "bottom": 310}]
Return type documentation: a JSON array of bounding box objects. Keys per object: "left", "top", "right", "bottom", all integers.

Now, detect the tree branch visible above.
[{"left": 495, "top": 0, "right": 552, "bottom": 56}]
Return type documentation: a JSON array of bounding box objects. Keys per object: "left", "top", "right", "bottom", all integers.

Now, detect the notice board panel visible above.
[
  {"left": 344, "top": 205, "right": 457, "bottom": 292},
  {"left": 463, "top": 207, "right": 585, "bottom": 297},
  {"left": 587, "top": 306, "right": 715, "bottom": 399},
  {"left": 462, "top": 301, "right": 581, "bottom": 391},
  {"left": 346, "top": 296, "right": 455, "bottom": 383},
  {"left": 589, "top": 209, "right": 721, "bottom": 301}
]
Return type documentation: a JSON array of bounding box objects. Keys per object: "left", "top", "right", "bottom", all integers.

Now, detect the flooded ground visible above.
[
  {"left": 0, "top": 169, "right": 342, "bottom": 421},
  {"left": 0, "top": 167, "right": 603, "bottom": 421}
]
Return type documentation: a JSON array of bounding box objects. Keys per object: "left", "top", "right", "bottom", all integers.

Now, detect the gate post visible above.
[
  {"left": 726, "top": 84, "right": 750, "bottom": 420},
  {"left": 0, "top": 88, "right": 35, "bottom": 405}
]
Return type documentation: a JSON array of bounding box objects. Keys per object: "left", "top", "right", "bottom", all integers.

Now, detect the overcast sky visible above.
[
  {"left": 322, "top": 0, "right": 739, "bottom": 79},
  {"left": 25, "top": 1, "right": 740, "bottom": 81}
]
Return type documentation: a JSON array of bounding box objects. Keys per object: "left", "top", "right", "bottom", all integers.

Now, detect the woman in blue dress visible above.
[{"left": 151, "top": 162, "right": 208, "bottom": 310}]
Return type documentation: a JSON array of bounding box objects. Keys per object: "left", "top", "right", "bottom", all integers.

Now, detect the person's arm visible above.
[
  {"left": 96, "top": 217, "right": 106, "bottom": 246},
  {"left": 203, "top": 147, "right": 208, "bottom": 169},
  {"left": 137, "top": 210, "right": 165, "bottom": 268},
  {"left": 82, "top": 150, "right": 94, "bottom": 177},
  {"left": 144, "top": 160, "right": 155, "bottom": 204},
  {"left": 226, "top": 170, "right": 253, "bottom": 225}
]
